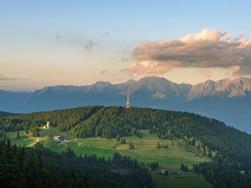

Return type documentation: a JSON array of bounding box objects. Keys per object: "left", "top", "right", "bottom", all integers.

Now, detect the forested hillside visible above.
[
  {"left": 1, "top": 106, "right": 251, "bottom": 187},
  {"left": 0, "top": 139, "right": 152, "bottom": 188},
  {"left": 1, "top": 106, "right": 250, "bottom": 163}
]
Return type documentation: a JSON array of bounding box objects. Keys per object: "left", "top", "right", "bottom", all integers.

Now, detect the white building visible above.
[
  {"left": 46, "top": 121, "right": 50, "bottom": 129},
  {"left": 42, "top": 121, "right": 50, "bottom": 129}
]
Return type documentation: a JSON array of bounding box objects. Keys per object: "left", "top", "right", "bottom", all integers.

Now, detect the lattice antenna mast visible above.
[{"left": 126, "top": 87, "right": 130, "bottom": 109}]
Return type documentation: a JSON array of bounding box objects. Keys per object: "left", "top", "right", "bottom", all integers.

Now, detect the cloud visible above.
[
  {"left": 56, "top": 34, "right": 96, "bottom": 51},
  {"left": 100, "top": 70, "right": 107, "bottom": 75},
  {"left": 83, "top": 40, "right": 96, "bottom": 51},
  {"left": 0, "top": 75, "right": 28, "bottom": 81},
  {"left": 127, "top": 28, "right": 251, "bottom": 76},
  {"left": 123, "top": 61, "right": 180, "bottom": 76},
  {"left": 120, "top": 56, "right": 131, "bottom": 62},
  {"left": 199, "top": 68, "right": 212, "bottom": 79}
]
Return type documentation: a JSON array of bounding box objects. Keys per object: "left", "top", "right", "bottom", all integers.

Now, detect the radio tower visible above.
[{"left": 126, "top": 88, "right": 130, "bottom": 109}]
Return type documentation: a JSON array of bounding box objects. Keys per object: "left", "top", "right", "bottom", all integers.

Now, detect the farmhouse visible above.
[
  {"left": 53, "top": 135, "right": 63, "bottom": 142},
  {"left": 52, "top": 135, "right": 70, "bottom": 145}
]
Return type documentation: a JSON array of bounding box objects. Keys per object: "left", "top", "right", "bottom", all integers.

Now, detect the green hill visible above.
[
  {"left": 1, "top": 106, "right": 251, "bottom": 187},
  {"left": 0, "top": 139, "right": 153, "bottom": 188},
  {"left": 5, "top": 129, "right": 212, "bottom": 188}
]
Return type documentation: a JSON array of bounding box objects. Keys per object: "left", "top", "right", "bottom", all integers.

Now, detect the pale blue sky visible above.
[{"left": 0, "top": 0, "right": 251, "bottom": 90}]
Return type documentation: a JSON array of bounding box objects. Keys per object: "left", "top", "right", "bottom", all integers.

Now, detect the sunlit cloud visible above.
[
  {"left": 123, "top": 60, "right": 180, "bottom": 76},
  {"left": 126, "top": 28, "right": 251, "bottom": 77}
]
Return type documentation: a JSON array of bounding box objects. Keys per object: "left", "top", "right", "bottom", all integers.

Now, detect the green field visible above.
[
  {"left": 152, "top": 171, "right": 212, "bottom": 188},
  {"left": 7, "top": 128, "right": 212, "bottom": 188},
  {"left": 6, "top": 131, "right": 36, "bottom": 146}
]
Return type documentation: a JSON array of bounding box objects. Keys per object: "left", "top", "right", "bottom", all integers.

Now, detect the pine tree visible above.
[{"left": 16, "top": 131, "right": 20, "bottom": 139}]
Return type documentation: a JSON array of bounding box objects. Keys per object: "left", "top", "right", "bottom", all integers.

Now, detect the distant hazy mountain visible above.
[
  {"left": 188, "top": 78, "right": 251, "bottom": 99},
  {"left": 0, "top": 111, "right": 12, "bottom": 117},
  {"left": 0, "top": 77, "right": 251, "bottom": 132},
  {"left": 0, "top": 89, "right": 30, "bottom": 112}
]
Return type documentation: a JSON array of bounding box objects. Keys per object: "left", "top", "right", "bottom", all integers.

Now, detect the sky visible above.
[{"left": 1, "top": 0, "right": 251, "bottom": 91}]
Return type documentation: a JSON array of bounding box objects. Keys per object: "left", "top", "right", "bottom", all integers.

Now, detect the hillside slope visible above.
[
  {"left": 0, "top": 106, "right": 250, "bottom": 164},
  {"left": 0, "top": 139, "right": 152, "bottom": 188},
  {"left": 1, "top": 106, "right": 251, "bottom": 187}
]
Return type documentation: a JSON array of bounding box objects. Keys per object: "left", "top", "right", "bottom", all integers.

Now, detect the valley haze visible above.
[{"left": 1, "top": 76, "right": 250, "bottom": 133}]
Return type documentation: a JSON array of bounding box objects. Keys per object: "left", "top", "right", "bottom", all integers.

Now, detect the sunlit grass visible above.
[{"left": 7, "top": 129, "right": 212, "bottom": 188}]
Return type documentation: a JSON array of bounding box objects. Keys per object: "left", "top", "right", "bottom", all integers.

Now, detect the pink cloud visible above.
[{"left": 126, "top": 28, "right": 251, "bottom": 77}]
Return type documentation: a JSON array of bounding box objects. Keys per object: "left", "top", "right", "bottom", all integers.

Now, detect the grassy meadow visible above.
[{"left": 6, "top": 128, "right": 212, "bottom": 188}]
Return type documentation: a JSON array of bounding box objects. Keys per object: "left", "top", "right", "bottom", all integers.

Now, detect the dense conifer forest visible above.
[
  {"left": 0, "top": 139, "right": 152, "bottom": 188},
  {"left": 1, "top": 106, "right": 251, "bottom": 187}
]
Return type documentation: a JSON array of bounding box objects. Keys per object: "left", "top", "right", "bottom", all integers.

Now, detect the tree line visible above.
[
  {"left": 0, "top": 139, "right": 153, "bottom": 188},
  {"left": 1, "top": 106, "right": 251, "bottom": 187}
]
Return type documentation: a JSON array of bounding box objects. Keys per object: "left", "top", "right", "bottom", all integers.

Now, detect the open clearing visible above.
[{"left": 7, "top": 129, "right": 212, "bottom": 188}]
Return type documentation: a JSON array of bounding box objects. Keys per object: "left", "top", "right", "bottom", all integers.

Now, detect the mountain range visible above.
[{"left": 1, "top": 76, "right": 251, "bottom": 132}]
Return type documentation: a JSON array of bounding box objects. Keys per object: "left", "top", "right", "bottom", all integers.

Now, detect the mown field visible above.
[{"left": 7, "top": 128, "right": 212, "bottom": 188}]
